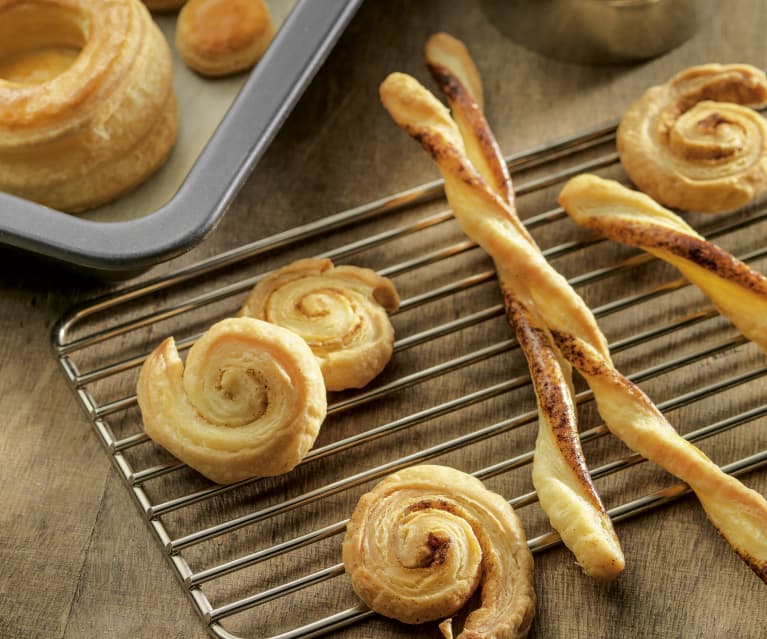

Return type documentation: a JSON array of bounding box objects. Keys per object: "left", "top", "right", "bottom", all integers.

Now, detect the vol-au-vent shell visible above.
[
  {"left": 617, "top": 63, "right": 767, "bottom": 213},
  {"left": 342, "top": 465, "right": 536, "bottom": 639},
  {"left": 239, "top": 258, "right": 400, "bottom": 391},
  {"left": 0, "top": 0, "right": 178, "bottom": 212},
  {"left": 136, "top": 317, "right": 326, "bottom": 484}
]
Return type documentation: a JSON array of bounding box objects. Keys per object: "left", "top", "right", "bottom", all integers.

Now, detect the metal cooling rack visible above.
[{"left": 52, "top": 119, "right": 767, "bottom": 639}]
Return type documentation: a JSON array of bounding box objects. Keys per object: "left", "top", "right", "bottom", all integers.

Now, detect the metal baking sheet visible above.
[{"left": 0, "top": 0, "right": 362, "bottom": 278}]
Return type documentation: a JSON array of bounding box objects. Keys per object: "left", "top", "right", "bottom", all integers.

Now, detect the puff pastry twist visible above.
[
  {"left": 239, "top": 258, "right": 400, "bottom": 391},
  {"left": 342, "top": 465, "right": 535, "bottom": 639},
  {"left": 559, "top": 174, "right": 767, "bottom": 353},
  {"left": 617, "top": 63, "right": 767, "bottom": 213},
  {"left": 136, "top": 317, "right": 326, "bottom": 484},
  {"left": 381, "top": 41, "right": 767, "bottom": 582},
  {"left": 380, "top": 33, "right": 624, "bottom": 581},
  {"left": 554, "top": 180, "right": 767, "bottom": 580}
]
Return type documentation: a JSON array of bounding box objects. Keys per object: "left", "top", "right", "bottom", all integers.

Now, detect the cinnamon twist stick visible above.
[
  {"left": 559, "top": 174, "right": 767, "bottom": 353},
  {"left": 383, "top": 33, "right": 625, "bottom": 581}
]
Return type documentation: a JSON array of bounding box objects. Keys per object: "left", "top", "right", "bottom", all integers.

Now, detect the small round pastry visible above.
[
  {"left": 0, "top": 0, "right": 178, "bottom": 213},
  {"left": 142, "top": 0, "right": 186, "bottom": 11},
  {"left": 342, "top": 465, "right": 536, "bottom": 639},
  {"left": 239, "top": 258, "right": 400, "bottom": 392},
  {"left": 136, "top": 317, "right": 327, "bottom": 485},
  {"left": 175, "top": 0, "right": 274, "bottom": 77},
  {"left": 617, "top": 63, "right": 767, "bottom": 213}
]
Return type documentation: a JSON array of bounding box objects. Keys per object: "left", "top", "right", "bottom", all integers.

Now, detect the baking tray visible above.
[
  {"left": 52, "top": 119, "right": 767, "bottom": 637},
  {"left": 0, "top": 0, "right": 362, "bottom": 279}
]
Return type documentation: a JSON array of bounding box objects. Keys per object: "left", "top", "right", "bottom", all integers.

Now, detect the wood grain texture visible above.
[{"left": 1, "top": 1, "right": 767, "bottom": 638}]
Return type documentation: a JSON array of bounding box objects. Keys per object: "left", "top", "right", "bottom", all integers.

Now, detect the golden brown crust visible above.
[
  {"left": 136, "top": 317, "right": 326, "bottom": 485},
  {"left": 552, "top": 328, "right": 767, "bottom": 582},
  {"left": 175, "top": 0, "right": 274, "bottom": 77},
  {"left": 425, "top": 33, "right": 525, "bottom": 239},
  {"left": 418, "top": 36, "right": 623, "bottom": 581},
  {"left": 0, "top": 0, "right": 178, "bottom": 212},
  {"left": 382, "top": 45, "right": 767, "bottom": 582},
  {"left": 239, "top": 258, "right": 400, "bottom": 392},
  {"left": 342, "top": 465, "right": 536, "bottom": 638},
  {"left": 617, "top": 63, "right": 767, "bottom": 213},
  {"left": 559, "top": 174, "right": 767, "bottom": 353}
]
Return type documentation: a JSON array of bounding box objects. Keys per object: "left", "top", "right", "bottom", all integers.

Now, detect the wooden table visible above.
[{"left": 3, "top": 1, "right": 767, "bottom": 638}]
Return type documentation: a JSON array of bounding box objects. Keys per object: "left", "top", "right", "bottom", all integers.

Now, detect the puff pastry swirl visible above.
[
  {"left": 617, "top": 63, "right": 767, "bottom": 213},
  {"left": 421, "top": 33, "right": 623, "bottom": 581},
  {"left": 136, "top": 317, "right": 326, "bottom": 485},
  {"left": 0, "top": 0, "right": 178, "bottom": 212},
  {"left": 342, "top": 465, "right": 535, "bottom": 639},
  {"left": 239, "top": 258, "right": 400, "bottom": 391},
  {"left": 559, "top": 174, "right": 767, "bottom": 353}
]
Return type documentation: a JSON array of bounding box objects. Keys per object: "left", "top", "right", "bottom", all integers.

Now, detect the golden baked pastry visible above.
[
  {"left": 617, "top": 63, "right": 767, "bottom": 213},
  {"left": 381, "top": 50, "right": 767, "bottom": 582},
  {"left": 175, "top": 0, "right": 274, "bottom": 77},
  {"left": 342, "top": 465, "right": 535, "bottom": 639},
  {"left": 559, "top": 174, "right": 767, "bottom": 353},
  {"left": 389, "top": 33, "right": 623, "bottom": 581},
  {"left": 0, "top": 0, "right": 178, "bottom": 213},
  {"left": 142, "top": 0, "right": 186, "bottom": 11},
  {"left": 136, "top": 317, "right": 327, "bottom": 485},
  {"left": 239, "top": 258, "right": 400, "bottom": 392}
]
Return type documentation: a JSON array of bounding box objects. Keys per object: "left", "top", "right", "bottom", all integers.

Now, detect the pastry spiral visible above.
[
  {"left": 136, "top": 317, "right": 326, "bottom": 485},
  {"left": 175, "top": 0, "right": 274, "bottom": 77},
  {"left": 239, "top": 258, "right": 400, "bottom": 391},
  {"left": 381, "top": 34, "right": 625, "bottom": 582},
  {"left": 617, "top": 63, "right": 767, "bottom": 213},
  {"left": 380, "top": 53, "right": 767, "bottom": 582},
  {"left": 0, "top": 0, "right": 178, "bottom": 213},
  {"left": 559, "top": 174, "right": 767, "bottom": 353},
  {"left": 342, "top": 465, "right": 535, "bottom": 639}
]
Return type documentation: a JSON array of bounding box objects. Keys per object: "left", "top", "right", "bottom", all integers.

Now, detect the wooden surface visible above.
[{"left": 2, "top": 1, "right": 767, "bottom": 638}]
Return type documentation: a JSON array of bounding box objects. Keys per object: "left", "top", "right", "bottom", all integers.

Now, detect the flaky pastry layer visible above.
[
  {"left": 617, "top": 63, "right": 767, "bottom": 213},
  {"left": 0, "top": 0, "right": 178, "bottom": 212},
  {"left": 383, "top": 38, "right": 624, "bottom": 581},
  {"left": 343, "top": 465, "right": 535, "bottom": 639},
  {"left": 381, "top": 46, "right": 767, "bottom": 584},
  {"left": 239, "top": 258, "right": 400, "bottom": 391},
  {"left": 559, "top": 174, "right": 767, "bottom": 354},
  {"left": 175, "top": 0, "right": 274, "bottom": 76},
  {"left": 136, "top": 317, "right": 326, "bottom": 484}
]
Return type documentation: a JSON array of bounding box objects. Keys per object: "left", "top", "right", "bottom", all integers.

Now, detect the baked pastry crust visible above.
[
  {"left": 382, "top": 34, "right": 624, "bottom": 581},
  {"left": 175, "top": 0, "right": 274, "bottom": 77},
  {"left": 0, "top": 0, "right": 178, "bottom": 213},
  {"left": 617, "top": 63, "right": 767, "bottom": 213},
  {"left": 381, "top": 51, "right": 767, "bottom": 582},
  {"left": 343, "top": 465, "right": 535, "bottom": 639},
  {"left": 560, "top": 174, "right": 767, "bottom": 355},
  {"left": 239, "top": 258, "right": 400, "bottom": 391},
  {"left": 136, "top": 317, "right": 327, "bottom": 485},
  {"left": 558, "top": 173, "right": 767, "bottom": 580}
]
